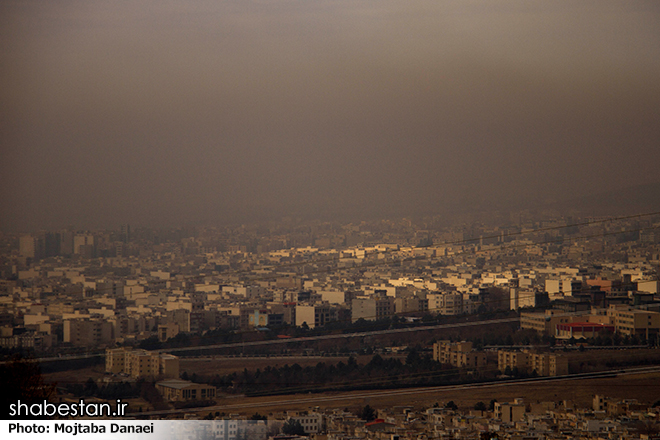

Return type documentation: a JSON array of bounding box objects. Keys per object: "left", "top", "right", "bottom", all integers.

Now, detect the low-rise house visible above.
[{"left": 155, "top": 379, "right": 216, "bottom": 401}]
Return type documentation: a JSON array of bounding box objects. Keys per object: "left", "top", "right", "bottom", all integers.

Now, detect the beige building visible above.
[
  {"left": 520, "top": 310, "right": 574, "bottom": 334},
  {"left": 497, "top": 350, "right": 531, "bottom": 373},
  {"left": 64, "top": 318, "right": 112, "bottom": 347},
  {"left": 155, "top": 379, "right": 216, "bottom": 401},
  {"left": 498, "top": 349, "right": 567, "bottom": 376},
  {"left": 433, "top": 341, "right": 486, "bottom": 369},
  {"left": 351, "top": 296, "right": 394, "bottom": 323},
  {"left": 296, "top": 303, "right": 338, "bottom": 328},
  {"left": 523, "top": 306, "right": 660, "bottom": 339},
  {"left": 394, "top": 296, "right": 424, "bottom": 314},
  {"left": 531, "top": 352, "right": 568, "bottom": 376},
  {"left": 606, "top": 305, "right": 660, "bottom": 338},
  {"left": 494, "top": 399, "right": 526, "bottom": 423},
  {"left": 158, "top": 322, "right": 181, "bottom": 342},
  {"left": 427, "top": 292, "right": 463, "bottom": 315},
  {"left": 106, "top": 347, "right": 179, "bottom": 379}
]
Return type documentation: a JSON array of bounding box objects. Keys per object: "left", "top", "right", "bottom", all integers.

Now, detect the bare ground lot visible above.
[
  {"left": 44, "top": 364, "right": 107, "bottom": 387},
  {"left": 186, "top": 370, "right": 660, "bottom": 418},
  {"left": 44, "top": 367, "right": 660, "bottom": 417}
]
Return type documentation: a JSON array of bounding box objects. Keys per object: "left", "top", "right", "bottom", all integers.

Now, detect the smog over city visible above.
[
  {"left": 2, "top": 1, "right": 660, "bottom": 437},
  {"left": 2, "top": 0, "right": 660, "bottom": 231}
]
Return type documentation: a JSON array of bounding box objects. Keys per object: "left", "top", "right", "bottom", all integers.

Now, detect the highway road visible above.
[{"left": 2, "top": 316, "right": 519, "bottom": 364}]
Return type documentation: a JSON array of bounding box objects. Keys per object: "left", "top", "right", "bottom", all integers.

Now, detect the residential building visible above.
[
  {"left": 105, "top": 347, "right": 179, "bottom": 379},
  {"left": 433, "top": 341, "right": 487, "bottom": 369},
  {"left": 427, "top": 292, "right": 463, "bottom": 315},
  {"left": 296, "top": 303, "right": 337, "bottom": 328},
  {"left": 351, "top": 296, "right": 394, "bottom": 322},
  {"left": 520, "top": 309, "right": 574, "bottom": 335},
  {"left": 494, "top": 400, "right": 526, "bottom": 423},
  {"left": 286, "top": 412, "right": 324, "bottom": 435},
  {"left": 498, "top": 350, "right": 568, "bottom": 376},
  {"left": 63, "top": 318, "right": 112, "bottom": 347},
  {"left": 606, "top": 305, "right": 660, "bottom": 338}
]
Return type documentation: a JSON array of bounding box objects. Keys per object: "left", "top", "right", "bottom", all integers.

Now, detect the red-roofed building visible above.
[
  {"left": 364, "top": 419, "right": 395, "bottom": 433},
  {"left": 556, "top": 322, "right": 615, "bottom": 339}
]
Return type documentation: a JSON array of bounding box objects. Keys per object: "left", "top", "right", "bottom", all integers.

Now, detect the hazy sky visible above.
[{"left": 2, "top": 0, "right": 660, "bottom": 231}]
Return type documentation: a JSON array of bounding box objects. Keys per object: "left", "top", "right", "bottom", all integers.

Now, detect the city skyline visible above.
[{"left": 3, "top": 1, "right": 660, "bottom": 433}]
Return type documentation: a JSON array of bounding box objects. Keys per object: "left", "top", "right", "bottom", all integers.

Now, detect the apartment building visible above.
[
  {"left": 351, "top": 296, "right": 394, "bottom": 323},
  {"left": 520, "top": 309, "right": 574, "bottom": 335},
  {"left": 286, "top": 412, "right": 324, "bottom": 435},
  {"left": 497, "top": 350, "right": 531, "bottom": 373},
  {"left": 433, "top": 341, "right": 486, "bottom": 369},
  {"left": 106, "top": 347, "right": 179, "bottom": 379},
  {"left": 296, "top": 303, "right": 338, "bottom": 328},
  {"left": 64, "top": 318, "right": 112, "bottom": 347},
  {"left": 211, "top": 420, "right": 238, "bottom": 440},
  {"left": 606, "top": 305, "right": 660, "bottom": 338},
  {"left": 494, "top": 399, "right": 526, "bottom": 423},
  {"left": 427, "top": 292, "right": 463, "bottom": 315},
  {"left": 498, "top": 349, "right": 568, "bottom": 376}
]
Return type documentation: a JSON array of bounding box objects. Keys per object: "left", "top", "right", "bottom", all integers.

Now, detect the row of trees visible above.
[
  {"left": 65, "top": 378, "right": 168, "bottom": 411},
  {"left": 184, "top": 349, "right": 487, "bottom": 396},
  {"left": 0, "top": 356, "right": 56, "bottom": 419}
]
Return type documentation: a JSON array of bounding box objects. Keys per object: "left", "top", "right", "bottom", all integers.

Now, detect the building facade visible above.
[{"left": 106, "top": 347, "right": 179, "bottom": 379}]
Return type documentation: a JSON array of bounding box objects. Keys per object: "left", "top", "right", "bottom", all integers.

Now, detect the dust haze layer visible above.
[{"left": 2, "top": 0, "right": 660, "bottom": 231}]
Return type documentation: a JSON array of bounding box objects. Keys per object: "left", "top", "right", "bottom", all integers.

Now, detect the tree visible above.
[
  {"left": 474, "top": 401, "right": 487, "bottom": 411},
  {"left": 250, "top": 413, "right": 267, "bottom": 421},
  {"left": 83, "top": 377, "right": 99, "bottom": 396},
  {"left": 445, "top": 401, "right": 458, "bottom": 411},
  {"left": 0, "top": 355, "right": 56, "bottom": 418},
  {"left": 633, "top": 420, "right": 660, "bottom": 438},
  {"left": 360, "top": 404, "right": 376, "bottom": 422},
  {"left": 138, "top": 335, "right": 162, "bottom": 350},
  {"left": 281, "top": 419, "right": 305, "bottom": 436},
  {"left": 405, "top": 348, "right": 421, "bottom": 366}
]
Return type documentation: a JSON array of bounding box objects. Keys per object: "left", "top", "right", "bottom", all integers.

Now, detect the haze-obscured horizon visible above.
[{"left": 2, "top": 0, "right": 660, "bottom": 232}]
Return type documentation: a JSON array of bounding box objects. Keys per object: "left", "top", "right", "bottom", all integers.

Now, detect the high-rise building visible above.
[
  {"left": 44, "top": 232, "right": 61, "bottom": 258},
  {"left": 120, "top": 224, "right": 131, "bottom": 243},
  {"left": 19, "top": 235, "right": 36, "bottom": 258}
]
